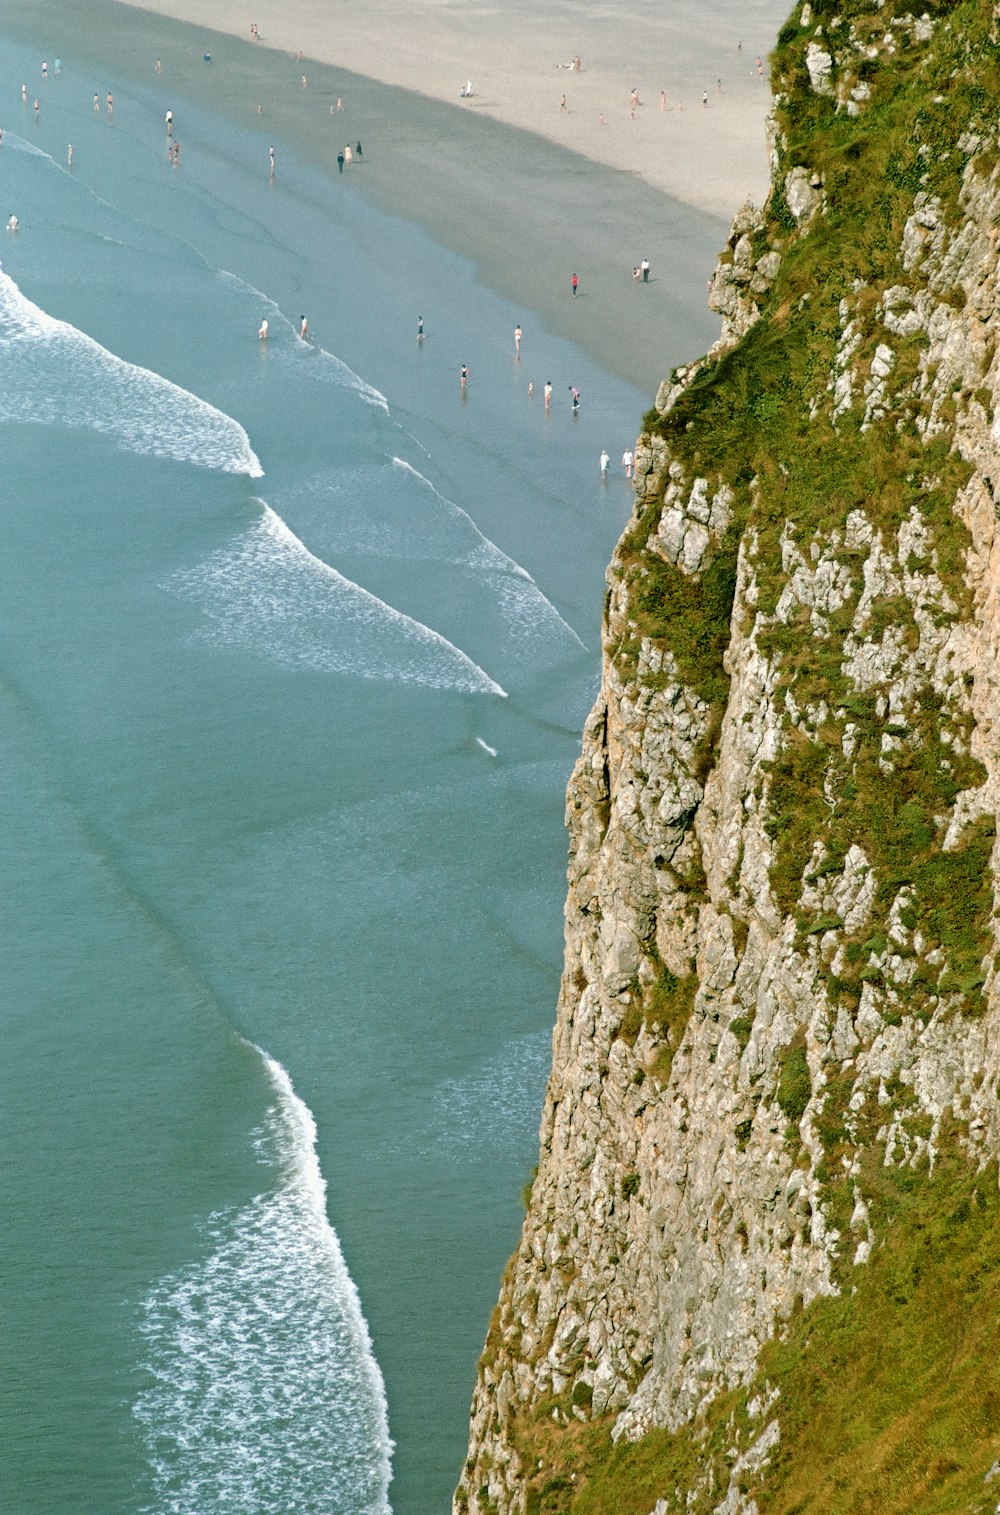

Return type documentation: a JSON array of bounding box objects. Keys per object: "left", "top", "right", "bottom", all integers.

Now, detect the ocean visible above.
[{"left": 0, "top": 29, "right": 717, "bottom": 1515}]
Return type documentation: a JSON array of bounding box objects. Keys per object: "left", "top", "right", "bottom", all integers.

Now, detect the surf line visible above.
[
  {"left": 391, "top": 458, "right": 587, "bottom": 651},
  {"left": 0, "top": 267, "right": 264, "bottom": 477},
  {"left": 133, "top": 1039, "right": 395, "bottom": 1515},
  {"left": 259, "top": 504, "right": 508, "bottom": 695}
]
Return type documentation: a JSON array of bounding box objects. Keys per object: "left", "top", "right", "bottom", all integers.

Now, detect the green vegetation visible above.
[
  {"left": 462, "top": 3, "right": 1000, "bottom": 1512},
  {"left": 776, "top": 1036, "right": 811, "bottom": 1125},
  {"left": 612, "top": 0, "right": 997, "bottom": 1023},
  {"left": 507, "top": 1147, "right": 1000, "bottom": 1515}
]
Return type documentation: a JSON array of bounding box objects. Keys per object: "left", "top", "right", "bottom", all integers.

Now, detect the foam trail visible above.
[
  {"left": 217, "top": 270, "right": 389, "bottom": 412},
  {"left": 392, "top": 459, "right": 586, "bottom": 652},
  {"left": 0, "top": 267, "right": 263, "bottom": 475},
  {"left": 134, "top": 1049, "right": 393, "bottom": 1515},
  {"left": 172, "top": 501, "right": 507, "bottom": 695},
  {"left": 475, "top": 737, "right": 498, "bottom": 758},
  {"left": 4, "top": 132, "right": 54, "bottom": 160}
]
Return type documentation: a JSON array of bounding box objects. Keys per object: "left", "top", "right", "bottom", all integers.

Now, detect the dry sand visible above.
[
  {"left": 119, "top": 0, "right": 788, "bottom": 219},
  {"left": 3, "top": 0, "right": 791, "bottom": 393}
]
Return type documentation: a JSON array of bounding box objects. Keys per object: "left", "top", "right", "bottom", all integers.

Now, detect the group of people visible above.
[{"left": 600, "top": 447, "right": 634, "bottom": 479}]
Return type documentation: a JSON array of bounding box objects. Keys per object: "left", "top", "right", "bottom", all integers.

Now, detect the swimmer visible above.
[
  {"left": 514, "top": 324, "right": 522, "bottom": 355},
  {"left": 600, "top": 449, "right": 610, "bottom": 478},
  {"left": 6, "top": 214, "right": 18, "bottom": 230},
  {"left": 460, "top": 363, "right": 469, "bottom": 387},
  {"left": 299, "top": 315, "right": 309, "bottom": 339},
  {"left": 543, "top": 381, "right": 552, "bottom": 408},
  {"left": 155, "top": 57, "right": 163, "bottom": 73},
  {"left": 528, "top": 381, "right": 533, "bottom": 397},
  {"left": 93, "top": 93, "right": 99, "bottom": 113},
  {"left": 417, "top": 316, "right": 424, "bottom": 340},
  {"left": 33, "top": 98, "right": 40, "bottom": 118},
  {"left": 67, "top": 143, "right": 73, "bottom": 168},
  {"left": 165, "top": 109, "right": 173, "bottom": 135},
  {"left": 107, "top": 93, "right": 113, "bottom": 115},
  {"left": 258, "top": 318, "right": 269, "bottom": 341},
  {"left": 269, "top": 143, "right": 275, "bottom": 177},
  {"left": 569, "top": 385, "right": 580, "bottom": 412},
  {"left": 42, "top": 62, "right": 48, "bottom": 81},
  {"left": 21, "top": 84, "right": 27, "bottom": 104}
]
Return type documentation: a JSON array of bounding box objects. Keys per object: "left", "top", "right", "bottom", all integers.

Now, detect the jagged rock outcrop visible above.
[{"left": 457, "top": 4, "right": 1000, "bottom": 1513}]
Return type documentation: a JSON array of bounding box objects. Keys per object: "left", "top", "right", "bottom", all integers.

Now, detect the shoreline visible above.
[
  {"left": 4, "top": 0, "right": 788, "bottom": 395},
  {"left": 118, "top": 0, "right": 786, "bottom": 221}
]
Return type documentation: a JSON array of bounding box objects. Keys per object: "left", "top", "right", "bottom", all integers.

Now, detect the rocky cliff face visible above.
[{"left": 456, "top": 3, "right": 1000, "bottom": 1513}]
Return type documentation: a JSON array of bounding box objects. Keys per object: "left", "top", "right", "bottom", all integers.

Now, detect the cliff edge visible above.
[{"left": 456, "top": 3, "right": 1000, "bottom": 1512}]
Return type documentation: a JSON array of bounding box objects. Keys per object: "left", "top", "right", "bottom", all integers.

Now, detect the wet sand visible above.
[{"left": 4, "top": 0, "right": 790, "bottom": 395}]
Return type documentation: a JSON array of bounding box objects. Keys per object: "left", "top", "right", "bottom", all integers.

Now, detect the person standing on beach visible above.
[
  {"left": 356, "top": 142, "right": 363, "bottom": 158},
  {"left": 559, "top": 94, "right": 567, "bottom": 112},
  {"left": 660, "top": 89, "right": 666, "bottom": 110},
  {"left": 337, "top": 150, "right": 345, "bottom": 173},
  {"left": 514, "top": 324, "right": 522, "bottom": 356},
  {"left": 344, "top": 145, "right": 353, "bottom": 165},
  {"left": 621, "top": 448, "right": 634, "bottom": 478},
  {"left": 641, "top": 257, "right": 650, "bottom": 282},
  {"left": 600, "top": 449, "right": 610, "bottom": 478},
  {"left": 571, "top": 272, "right": 579, "bottom": 297},
  {"left": 155, "top": 57, "right": 163, "bottom": 73}
]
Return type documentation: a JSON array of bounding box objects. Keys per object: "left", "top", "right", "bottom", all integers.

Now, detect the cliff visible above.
[{"left": 455, "top": 3, "right": 1000, "bottom": 1512}]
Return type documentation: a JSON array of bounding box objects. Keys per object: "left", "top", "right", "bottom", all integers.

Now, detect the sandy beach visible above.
[
  {"left": 4, "top": 0, "right": 790, "bottom": 394},
  {"left": 117, "top": 0, "right": 787, "bottom": 220}
]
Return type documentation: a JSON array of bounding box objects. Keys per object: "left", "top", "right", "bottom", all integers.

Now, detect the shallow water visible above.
[{"left": 0, "top": 33, "right": 699, "bottom": 1515}]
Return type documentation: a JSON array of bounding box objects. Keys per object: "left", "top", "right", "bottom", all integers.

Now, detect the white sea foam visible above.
[
  {"left": 217, "top": 269, "right": 388, "bottom": 411},
  {"left": 391, "top": 459, "right": 586, "bottom": 654},
  {"left": 171, "top": 501, "right": 507, "bottom": 695},
  {"left": 475, "top": 737, "right": 498, "bottom": 757},
  {"left": 4, "top": 131, "right": 52, "bottom": 158},
  {"left": 383, "top": 1031, "right": 552, "bottom": 1158},
  {"left": 0, "top": 267, "right": 263, "bottom": 474},
  {"left": 133, "top": 1050, "right": 393, "bottom": 1515}
]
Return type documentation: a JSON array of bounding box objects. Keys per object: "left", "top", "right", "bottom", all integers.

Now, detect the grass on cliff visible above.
[{"left": 510, "top": 1147, "right": 1000, "bottom": 1515}]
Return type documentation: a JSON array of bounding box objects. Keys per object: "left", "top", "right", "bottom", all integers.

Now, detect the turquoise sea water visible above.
[{"left": 0, "top": 37, "right": 715, "bottom": 1515}]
